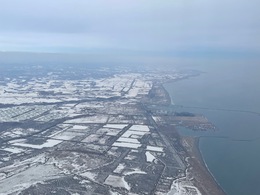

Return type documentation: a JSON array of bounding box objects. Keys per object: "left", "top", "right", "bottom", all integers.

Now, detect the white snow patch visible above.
[
  {"left": 145, "top": 151, "right": 156, "bottom": 163},
  {"left": 12, "top": 139, "right": 62, "bottom": 149},
  {"left": 123, "top": 168, "right": 146, "bottom": 176},
  {"left": 104, "top": 175, "right": 130, "bottom": 191},
  {"left": 121, "top": 130, "right": 149, "bottom": 138},
  {"left": 72, "top": 125, "right": 88, "bottom": 130},
  {"left": 113, "top": 163, "right": 126, "bottom": 174},
  {"left": 146, "top": 146, "right": 164, "bottom": 152},
  {"left": 112, "top": 142, "right": 141, "bottom": 149},
  {"left": 65, "top": 115, "right": 108, "bottom": 124},
  {"left": 1, "top": 147, "right": 25, "bottom": 154},
  {"left": 129, "top": 125, "right": 150, "bottom": 132},
  {"left": 80, "top": 171, "right": 98, "bottom": 181},
  {"left": 0, "top": 164, "right": 62, "bottom": 194},
  {"left": 126, "top": 88, "right": 139, "bottom": 98},
  {"left": 152, "top": 116, "right": 161, "bottom": 123},
  {"left": 53, "top": 132, "right": 75, "bottom": 141},
  {"left": 103, "top": 124, "right": 128, "bottom": 129},
  {"left": 106, "top": 129, "right": 121, "bottom": 136},
  {"left": 167, "top": 177, "right": 202, "bottom": 195},
  {"left": 117, "top": 137, "right": 140, "bottom": 144}
]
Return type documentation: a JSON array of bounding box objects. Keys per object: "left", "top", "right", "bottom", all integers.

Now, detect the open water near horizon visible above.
[{"left": 164, "top": 63, "right": 260, "bottom": 195}]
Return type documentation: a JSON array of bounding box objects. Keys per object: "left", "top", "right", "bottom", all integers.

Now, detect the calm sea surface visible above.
[{"left": 164, "top": 63, "right": 260, "bottom": 195}]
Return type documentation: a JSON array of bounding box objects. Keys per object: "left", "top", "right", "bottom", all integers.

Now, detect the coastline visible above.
[
  {"left": 196, "top": 137, "right": 228, "bottom": 195},
  {"left": 161, "top": 81, "right": 226, "bottom": 195},
  {"left": 180, "top": 136, "right": 226, "bottom": 195}
]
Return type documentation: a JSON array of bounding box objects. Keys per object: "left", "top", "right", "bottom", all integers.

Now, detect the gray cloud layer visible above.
[{"left": 0, "top": 0, "right": 259, "bottom": 56}]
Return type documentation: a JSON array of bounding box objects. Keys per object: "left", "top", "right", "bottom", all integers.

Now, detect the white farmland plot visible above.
[
  {"left": 146, "top": 146, "right": 164, "bottom": 152},
  {"left": 117, "top": 137, "right": 140, "bottom": 144},
  {"left": 104, "top": 175, "right": 130, "bottom": 191},
  {"left": 1, "top": 147, "right": 25, "bottom": 154},
  {"left": 112, "top": 142, "right": 141, "bottom": 149},
  {"left": 65, "top": 115, "right": 108, "bottom": 124},
  {"left": 113, "top": 163, "right": 126, "bottom": 174},
  {"left": 145, "top": 151, "right": 156, "bottom": 163},
  {"left": 11, "top": 139, "right": 63, "bottom": 149},
  {"left": 103, "top": 124, "right": 128, "bottom": 129},
  {"left": 112, "top": 124, "right": 151, "bottom": 149},
  {"left": 0, "top": 164, "right": 62, "bottom": 195},
  {"left": 129, "top": 125, "right": 150, "bottom": 132},
  {"left": 121, "top": 130, "right": 149, "bottom": 138},
  {"left": 53, "top": 131, "right": 76, "bottom": 141}
]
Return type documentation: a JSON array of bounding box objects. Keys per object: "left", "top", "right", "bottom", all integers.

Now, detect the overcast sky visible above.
[{"left": 0, "top": 0, "right": 259, "bottom": 57}]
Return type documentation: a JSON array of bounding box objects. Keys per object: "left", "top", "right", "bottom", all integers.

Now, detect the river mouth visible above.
[{"left": 164, "top": 64, "right": 260, "bottom": 195}]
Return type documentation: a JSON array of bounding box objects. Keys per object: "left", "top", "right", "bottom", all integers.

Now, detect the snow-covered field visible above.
[
  {"left": 121, "top": 130, "right": 149, "bottom": 138},
  {"left": 117, "top": 137, "right": 140, "bottom": 144},
  {"left": 129, "top": 125, "right": 150, "bottom": 132},
  {"left": 0, "top": 164, "right": 62, "bottom": 194},
  {"left": 65, "top": 115, "right": 108, "bottom": 124},
  {"left": 0, "top": 70, "right": 194, "bottom": 194},
  {"left": 167, "top": 177, "right": 202, "bottom": 195},
  {"left": 112, "top": 142, "right": 142, "bottom": 149},
  {"left": 145, "top": 151, "right": 156, "bottom": 163},
  {"left": 103, "top": 124, "right": 128, "bottom": 129},
  {"left": 104, "top": 175, "right": 130, "bottom": 190},
  {"left": 146, "top": 145, "right": 164, "bottom": 152},
  {"left": 1, "top": 147, "right": 25, "bottom": 154},
  {"left": 11, "top": 139, "right": 63, "bottom": 149}
]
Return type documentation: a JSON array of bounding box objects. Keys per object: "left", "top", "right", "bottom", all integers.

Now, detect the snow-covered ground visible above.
[
  {"left": 117, "top": 137, "right": 140, "bottom": 144},
  {"left": 1, "top": 147, "right": 25, "bottom": 154},
  {"left": 104, "top": 175, "right": 130, "bottom": 191},
  {"left": 145, "top": 151, "right": 156, "bottom": 163},
  {"left": 103, "top": 124, "right": 128, "bottom": 129},
  {"left": 113, "top": 163, "right": 126, "bottom": 174},
  {"left": 0, "top": 70, "right": 193, "bottom": 194},
  {"left": 167, "top": 176, "right": 202, "bottom": 195},
  {"left": 65, "top": 115, "right": 108, "bottom": 124},
  {"left": 129, "top": 125, "right": 150, "bottom": 132},
  {"left": 11, "top": 139, "right": 63, "bottom": 149},
  {"left": 0, "top": 164, "right": 62, "bottom": 194},
  {"left": 121, "top": 130, "right": 149, "bottom": 138},
  {"left": 112, "top": 142, "right": 142, "bottom": 149},
  {"left": 146, "top": 145, "right": 164, "bottom": 152}
]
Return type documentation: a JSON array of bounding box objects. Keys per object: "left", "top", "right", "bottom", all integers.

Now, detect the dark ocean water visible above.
[{"left": 164, "top": 63, "right": 260, "bottom": 195}]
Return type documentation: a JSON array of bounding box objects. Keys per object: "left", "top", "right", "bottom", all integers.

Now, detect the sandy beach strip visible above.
[{"left": 180, "top": 136, "right": 227, "bottom": 195}]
